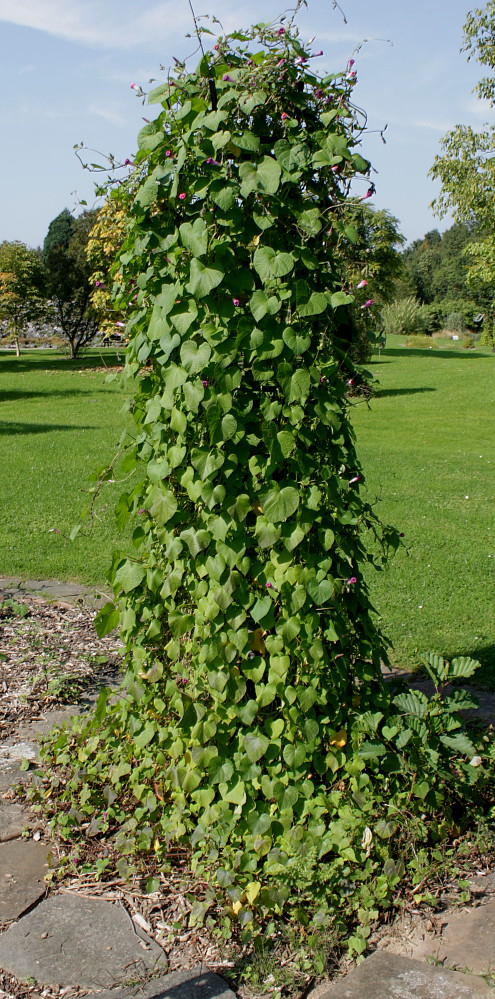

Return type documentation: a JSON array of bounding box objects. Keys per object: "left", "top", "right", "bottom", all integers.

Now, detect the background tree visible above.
[
  {"left": 0, "top": 241, "right": 47, "bottom": 356},
  {"left": 430, "top": 0, "right": 495, "bottom": 335},
  {"left": 86, "top": 190, "right": 131, "bottom": 340},
  {"left": 42, "top": 208, "right": 100, "bottom": 358}
]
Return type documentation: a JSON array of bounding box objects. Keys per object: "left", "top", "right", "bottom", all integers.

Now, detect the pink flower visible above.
[
  {"left": 178, "top": 193, "right": 186, "bottom": 200},
  {"left": 130, "top": 83, "right": 137, "bottom": 89},
  {"left": 165, "top": 150, "right": 172, "bottom": 157},
  {"left": 348, "top": 58, "right": 355, "bottom": 69},
  {"left": 347, "top": 576, "right": 357, "bottom": 585},
  {"left": 361, "top": 299, "right": 373, "bottom": 309},
  {"left": 206, "top": 157, "right": 220, "bottom": 165},
  {"left": 347, "top": 71, "right": 357, "bottom": 81},
  {"left": 356, "top": 279, "right": 368, "bottom": 289},
  {"left": 295, "top": 56, "right": 306, "bottom": 65},
  {"left": 247, "top": 59, "right": 254, "bottom": 66},
  {"left": 362, "top": 188, "right": 373, "bottom": 200},
  {"left": 265, "top": 582, "right": 273, "bottom": 588},
  {"left": 277, "top": 27, "right": 285, "bottom": 35},
  {"left": 115, "top": 321, "right": 125, "bottom": 328},
  {"left": 201, "top": 380, "right": 208, "bottom": 388},
  {"left": 138, "top": 508, "right": 145, "bottom": 515},
  {"left": 313, "top": 50, "right": 323, "bottom": 57},
  {"left": 281, "top": 112, "right": 289, "bottom": 120},
  {"left": 276, "top": 59, "right": 285, "bottom": 68},
  {"left": 124, "top": 158, "right": 135, "bottom": 166},
  {"left": 349, "top": 474, "right": 362, "bottom": 483},
  {"left": 320, "top": 376, "right": 325, "bottom": 383},
  {"left": 232, "top": 298, "right": 240, "bottom": 306},
  {"left": 347, "top": 378, "right": 354, "bottom": 386},
  {"left": 222, "top": 74, "right": 234, "bottom": 82},
  {"left": 95, "top": 280, "right": 102, "bottom": 287},
  {"left": 214, "top": 44, "right": 219, "bottom": 50},
  {"left": 331, "top": 165, "right": 341, "bottom": 173}
]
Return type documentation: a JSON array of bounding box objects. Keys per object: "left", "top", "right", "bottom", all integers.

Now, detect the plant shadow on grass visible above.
[
  {"left": 374, "top": 387, "right": 436, "bottom": 399},
  {"left": 0, "top": 352, "right": 125, "bottom": 375},
  {"left": 1, "top": 388, "right": 114, "bottom": 403},
  {"left": 384, "top": 347, "right": 492, "bottom": 361},
  {"left": 0, "top": 422, "right": 98, "bottom": 435},
  {"left": 448, "top": 643, "right": 495, "bottom": 691}
]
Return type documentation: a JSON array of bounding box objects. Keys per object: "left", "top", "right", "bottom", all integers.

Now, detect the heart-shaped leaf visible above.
[{"left": 187, "top": 258, "right": 224, "bottom": 298}]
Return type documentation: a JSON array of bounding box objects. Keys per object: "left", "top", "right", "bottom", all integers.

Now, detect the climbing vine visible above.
[{"left": 37, "top": 16, "right": 495, "bottom": 958}]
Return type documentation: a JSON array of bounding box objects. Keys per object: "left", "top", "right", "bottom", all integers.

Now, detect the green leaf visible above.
[
  {"left": 295, "top": 280, "right": 328, "bottom": 317},
  {"left": 262, "top": 485, "right": 299, "bottom": 523},
  {"left": 169, "top": 611, "right": 194, "bottom": 637},
  {"left": 440, "top": 732, "right": 477, "bottom": 756},
  {"left": 274, "top": 139, "right": 311, "bottom": 173},
  {"left": 149, "top": 487, "right": 178, "bottom": 524},
  {"left": 253, "top": 247, "right": 295, "bottom": 282},
  {"left": 114, "top": 560, "right": 146, "bottom": 594},
  {"left": 187, "top": 259, "right": 224, "bottom": 298},
  {"left": 239, "top": 156, "right": 281, "bottom": 196},
  {"left": 358, "top": 741, "right": 387, "bottom": 759},
  {"left": 289, "top": 368, "right": 310, "bottom": 403},
  {"left": 293, "top": 207, "right": 322, "bottom": 235},
  {"left": 330, "top": 291, "right": 354, "bottom": 308},
  {"left": 180, "top": 340, "right": 212, "bottom": 373},
  {"left": 94, "top": 601, "right": 120, "bottom": 638},
  {"left": 255, "top": 517, "right": 281, "bottom": 548},
  {"left": 280, "top": 617, "right": 300, "bottom": 644},
  {"left": 179, "top": 219, "right": 208, "bottom": 256},
  {"left": 221, "top": 414, "right": 237, "bottom": 440},
  {"left": 209, "top": 180, "right": 237, "bottom": 210},
  {"left": 233, "top": 130, "right": 261, "bottom": 152},
  {"left": 244, "top": 732, "right": 270, "bottom": 763},
  {"left": 282, "top": 327, "right": 311, "bottom": 355},
  {"left": 249, "top": 290, "right": 281, "bottom": 321},
  {"left": 449, "top": 656, "right": 481, "bottom": 679},
  {"left": 251, "top": 596, "right": 272, "bottom": 622},
  {"left": 276, "top": 430, "right": 295, "bottom": 457}
]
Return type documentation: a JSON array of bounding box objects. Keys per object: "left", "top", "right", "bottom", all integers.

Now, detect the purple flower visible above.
[
  {"left": 232, "top": 298, "right": 240, "bottom": 306},
  {"left": 181, "top": 678, "right": 188, "bottom": 684},
  {"left": 277, "top": 27, "right": 285, "bottom": 35},
  {"left": 320, "top": 376, "right": 325, "bottom": 383},
  {"left": 138, "top": 508, "right": 145, "bottom": 515},
  {"left": 124, "top": 158, "right": 135, "bottom": 166},
  {"left": 349, "top": 474, "right": 362, "bottom": 484},
  {"left": 247, "top": 59, "right": 254, "bottom": 66},
  {"left": 223, "top": 74, "right": 234, "bottom": 82},
  {"left": 205, "top": 157, "right": 221, "bottom": 165},
  {"left": 348, "top": 58, "right": 355, "bottom": 69},
  {"left": 265, "top": 582, "right": 273, "bottom": 588},
  {"left": 165, "top": 150, "right": 172, "bottom": 157},
  {"left": 95, "top": 280, "right": 102, "bottom": 287},
  {"left": 313, "top": 50, "right": 323, "bottom": 57},
  {"left": 295, "top": 56, "right": 306, "bottom": 65},
  {"left": 362, "top": 188, "right": 373, "bottom": 200},
  {"left": 399, "top": 532, "right": 405, "bottom": 538},
  {"left": 276, "top": 59, "right": 285, "bottom": 68},
  {"left": 347, "top": 576, "right": 357, "bottom": 585},
  {"left": 313, "top": 88, "right": 324, "bottom": 98},
  {"left": 361, "top": 299, "right": 373, "bottom": 309},
  {"left": 201, "top": 380, "right": 208, "bottom": 388}
]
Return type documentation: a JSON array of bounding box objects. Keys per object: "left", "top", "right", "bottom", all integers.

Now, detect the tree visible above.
[
  {"left": 0, "top": 241, "right": 46, "bottom": 356},
  {"left": 42, "top": 208, "right": 100, "bottom": 358},
  {"left": 86, "top": 192, "right": 131, "bottom": 340},
  {"left": 430, "top": 2, "right": 495, "bottom": 312}
]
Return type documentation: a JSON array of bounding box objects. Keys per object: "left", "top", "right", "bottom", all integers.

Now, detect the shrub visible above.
[
  {"left": 444, "top": 312, "right": 466, "bottom": 334},
  {"left": 381, "top": 297, "right": 426, "bottom": 337}
]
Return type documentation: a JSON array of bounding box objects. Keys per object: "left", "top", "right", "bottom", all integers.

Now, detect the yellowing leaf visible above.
[
  {"left": 154, "top": 838, "right": 161, "bottom": 852},
  {"left": 361, "top": 826, "right": 373, "bottom": 857},
  {"left": 330, "top": 729, "right": 347, "bottom": 748},
  {"left": 245, "top": 881, "right": 261, "bottom": 904},
  {"left": 251, "top": 628, "right": 266, "bottom": 655},
  {"left": 232, "top": 900, "right": 243, "bottom": 915}
]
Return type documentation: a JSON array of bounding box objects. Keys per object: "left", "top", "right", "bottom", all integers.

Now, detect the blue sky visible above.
[{"left": 0, "top": 0, "right": 489, "bottom": 249}]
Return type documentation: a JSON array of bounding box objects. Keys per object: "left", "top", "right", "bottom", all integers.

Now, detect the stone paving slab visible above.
[
  {"left": 0, "top": 801, "right": 31, "bottom": 842},
  {"left": 0, "top": 893, "right": 168, "bottom": 988},
  {"left": 313, "top": 950, "right": 494, "bottom": 998},
  {"left": 401, "top": 898, "right": 495, "bottom": 974},
  {"left": 83, "top": 965, "right": 236, "bottom": 998},
  {"left": 0, "top": 576, "right": 112, "bottom": 609},
  {"left": 0, "top": 841, "right": 51, "bottom": 922}
]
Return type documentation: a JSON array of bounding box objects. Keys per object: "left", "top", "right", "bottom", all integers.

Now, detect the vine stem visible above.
[{"left": 187, "top": 0, "right": 218, "bottom": 109}]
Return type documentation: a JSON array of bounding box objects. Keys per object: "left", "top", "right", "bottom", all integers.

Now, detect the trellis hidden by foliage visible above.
[{"left": 36, "top": 16, "right": 495, "bottom": 957}]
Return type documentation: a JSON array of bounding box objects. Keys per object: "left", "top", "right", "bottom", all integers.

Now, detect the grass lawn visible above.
[
  {"left": 0, "top": 348, "right": 133, "bottom": 587},
  {"left": 2, "top": 340, "right": 494, "bottom": 681},
  {"left": 353, "top": 337, "right": 495, "bottom": 679}
]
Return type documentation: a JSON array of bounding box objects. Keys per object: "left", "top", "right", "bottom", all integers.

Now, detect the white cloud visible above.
[
  {"left": 87, "top": 103, "right": 126, "bottom": 126},
  {"left": 412, "top": 118, "right": 454, "bottom": 132}
]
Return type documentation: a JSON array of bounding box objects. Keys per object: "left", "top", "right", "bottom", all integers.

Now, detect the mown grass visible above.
[
  {"left": 0, "top": 348, "right": 133, "bottom": 587},
  {"left": 2, "top": 340, "right": 494, "bottom": 680},
  {"left": 353, "top": 337, "right": 495, "bottom": 679}
]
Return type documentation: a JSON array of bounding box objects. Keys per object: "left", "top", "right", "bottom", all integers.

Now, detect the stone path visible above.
[{"left": 1, "top": 577, "right": 495, "bottom": 998}]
